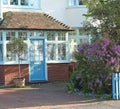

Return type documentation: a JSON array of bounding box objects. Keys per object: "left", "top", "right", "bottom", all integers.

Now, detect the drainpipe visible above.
[{"left": 0, "top": 0, "right": 3, "bottom": 20}]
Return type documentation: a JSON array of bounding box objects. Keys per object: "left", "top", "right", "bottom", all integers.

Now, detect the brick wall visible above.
[
  {"left": 47, "top": 63, "right": 70, "bottom": 81},
  {"left": 0, "top": 63, "right": 73, "bottom": 85},
  {"left": 0, "top": 65, "right": 5, "bottom": 84},
  {"left": 4, "top": 65, "right": 29, "bottom": 85}
]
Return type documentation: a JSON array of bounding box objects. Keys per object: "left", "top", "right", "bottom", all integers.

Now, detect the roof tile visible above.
[{"left": 0, "top": 11, "right": 71, "bottom": 31}]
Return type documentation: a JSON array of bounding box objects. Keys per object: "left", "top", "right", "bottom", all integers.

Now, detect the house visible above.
[{"left": 0, "top": 0, "right": 90, "bottom": 85}]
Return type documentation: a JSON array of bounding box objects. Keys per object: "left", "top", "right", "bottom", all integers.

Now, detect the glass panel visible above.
[
  {"left": 18, "top": 32, "right": 27, "bottom": 40},
  {"left": 3, "top": 0, "right": 8, "bottom": 5},
  {"left": 30, "top": 32, "right": 37, "bottom": 37},
  {"left": 21, "top": 0, "right": 28, "bottom": 5},
  {"left": 6, "top": 32, "right": 15, "bottom": 41},
  {"left": 38, "top": 31, "right": 44, "bottom": 37},
  {"left": 10, "top": 0, "right": 18, "bottom": 5},
  {"left": 0, "top": 32, "right": 3, "bottom": 41},
  {"left": 47, "top": 44, "right": 56, "bottom": 60},
  {"left": 58, "top": 43, "right": 66, "bottom": 60},
  {"left": 78, "top": 0, "right": 83, "bottom": 5},
  {"left": 69, "top": 0, "right": 83, "bottom": 6},
  {"left": 80, "top": 39, "right": 88, "bottom": 44},
  {"left": 58, "top": 32, "right": 66, "bottom": 41},
  {"left": 47, "top": 32, "right": 55, "bottom": 41},
  {"left": 30, "top": 40, "right": 43, "bottom": 62},
  {"left": 0, "top": 44, "right": 3, "bottom": 61},
  {"left": 6, "top": 44, "right": 16, "bottom": 61}
]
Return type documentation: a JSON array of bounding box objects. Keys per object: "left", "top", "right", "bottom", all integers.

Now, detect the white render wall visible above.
[
  {"left": 66, "top": 7, "right": 88, "bottom": 27},
  {"left": 41, "top": 0, "right": 67, "bottom": 24},
  {"left": 1, "top": 0, "right": 88, "bottom": 28},
  {"left": 0, "top": 0, "right": 2, "bottom": 19}
]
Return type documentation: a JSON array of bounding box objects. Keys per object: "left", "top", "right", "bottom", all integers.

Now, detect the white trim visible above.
[{"left": 44, "top": 31, "right": 48, "bottom": 81}]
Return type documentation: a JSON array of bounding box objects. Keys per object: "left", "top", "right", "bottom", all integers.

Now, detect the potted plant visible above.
[{"left": 8, "top": 37, "right": 27, "bottom": 87}]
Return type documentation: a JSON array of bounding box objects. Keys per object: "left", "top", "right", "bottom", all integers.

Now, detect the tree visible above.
[
  {"left": 8, "top": 37, "right": 27, "bottom": 78},
  {"left": 82, "top": 0, "right": 120, "bottom": 44}
]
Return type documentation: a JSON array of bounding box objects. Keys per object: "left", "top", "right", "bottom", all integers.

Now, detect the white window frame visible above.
[
  {"left": 46, "top": 31, "right": 69, "bottom": 63},
  {"left": 68, "top": 0, "right": 85, "bottom": 7},
  {"left": 3, "top": 30, "right": 29, "bottom": 64},
  {"left": 3, "top": 0, "right": 41, "bottom": 9},
  {"left": 0, "top": 31, "right": 3, "bottom": 63}
]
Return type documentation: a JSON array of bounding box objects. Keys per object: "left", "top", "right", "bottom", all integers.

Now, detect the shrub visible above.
[{"left": 68, "top": 38, "right": 120, "bottom": 94}]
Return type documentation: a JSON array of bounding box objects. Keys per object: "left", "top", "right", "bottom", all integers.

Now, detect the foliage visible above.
[
  {"left": 82, "top": 0, "right": 120, "bottom": 44},
  {"left": 68, "top": 38, "right": 120, "bottom": 94},
  {"left": 66, "top": 71, "right": 78, "bottom": 93},
  {"left": 8, "top": 37, "right": 27, "bottom": 78}
]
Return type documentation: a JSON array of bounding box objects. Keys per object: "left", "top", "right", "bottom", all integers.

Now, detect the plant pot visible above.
[{"left": 13, "top": 77, "right": 25, "bottom": 87}]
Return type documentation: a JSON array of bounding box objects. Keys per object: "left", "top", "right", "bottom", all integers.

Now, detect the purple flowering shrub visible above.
[{"left": 74, "top": 38, "right": 120, "bottom": 94}]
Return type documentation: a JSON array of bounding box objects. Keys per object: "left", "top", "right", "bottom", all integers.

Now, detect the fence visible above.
[{"left": 112, "top": 73, "right": 120, "bottom": 100}]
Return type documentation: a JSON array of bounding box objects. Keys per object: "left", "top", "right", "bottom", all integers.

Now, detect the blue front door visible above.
[{"left": 29, "top": 39, "right": 46, "bottom": 81}]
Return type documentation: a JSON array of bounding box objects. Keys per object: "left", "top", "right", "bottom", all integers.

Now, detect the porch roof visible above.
[{"left": 0, "top": 11, "right": 71, "bottom": 31}]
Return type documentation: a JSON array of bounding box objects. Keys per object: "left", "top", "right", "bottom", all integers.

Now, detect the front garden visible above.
[{"left": 67, "top": 38, "right": 120, "bottom": 99}]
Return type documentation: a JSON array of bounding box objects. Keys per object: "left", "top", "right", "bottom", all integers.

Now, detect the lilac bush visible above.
[{"left": 74, "top": 38, "right": 120, "bottom": 94}]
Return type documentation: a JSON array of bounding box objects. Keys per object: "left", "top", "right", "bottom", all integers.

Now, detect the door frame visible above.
[{"left": 29, "top": 38, "right": 48, "bottom": 82}]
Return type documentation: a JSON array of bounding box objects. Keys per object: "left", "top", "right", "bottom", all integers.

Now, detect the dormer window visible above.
[{"left": 68, "top": 0, "right": 83, "bottom": 6}]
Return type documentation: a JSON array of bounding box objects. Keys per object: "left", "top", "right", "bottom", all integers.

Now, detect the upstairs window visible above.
[
  {"left": 21, "top": 0, "right": 28, "bottom": 6},
  {"left": 10, "top": 0, "right": 18, "bottom": 5},
  {"left": 3, "top": 0, "right": 29, "bottom": 6},
  {"left": 68, "top": 0, "right": 83, "bottom": 6}
]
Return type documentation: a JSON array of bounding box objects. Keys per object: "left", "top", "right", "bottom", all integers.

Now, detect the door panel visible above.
[{"left": 29, "top": 39, "right": 46, "bottom": 81}]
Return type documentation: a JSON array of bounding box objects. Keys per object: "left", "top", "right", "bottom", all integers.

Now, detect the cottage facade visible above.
[{"left": 0, "top": 0, "right": 90, "bottom": 85}]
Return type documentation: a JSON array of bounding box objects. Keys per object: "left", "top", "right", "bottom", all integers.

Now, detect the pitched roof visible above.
[{"left": 0, "top": 11, "right": 71, "bottom": 31}]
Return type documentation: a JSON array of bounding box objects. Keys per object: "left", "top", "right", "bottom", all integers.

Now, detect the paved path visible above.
[{"left": 0, "top": 82, "right": 120, "bottom": 109}]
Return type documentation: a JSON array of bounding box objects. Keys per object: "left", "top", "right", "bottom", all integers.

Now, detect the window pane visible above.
[
  {"left": 19, "top": 48, "right": 28, "bottom": 61},
  {"left": 79, "top": 0, "right": 83, "bottom": 5},
  {"left": 47, "top": 32, "right": 55, "bottom": 41},
  {"left": 6, "top": 44, "right": 16, "bottom": 61},
  {"left": 38, "top": 31, "right": 44, "bottom": 37},
  {"left": 3, "top": 0, "right": 8, "bottom": 5},
  {"left": 6, "top": 32, "right": 15, "bottom": 41},
  {"left": 58, "top": 32, "right": 66, "bottom": 41},
  {"left": 18, "top": 32, "right": 27, "bottom": 40},
  {"left": 0, "top": 32, "right": 3, "bottom": 41},
  {"left": 10, "top": 0, "right": 18, "bottom": 5},
  {"left": 47, "top": 44, "right": 56, "bottom": 60},
  {"left": 80, "top": 39, "right": 88, "bottom": 44},
  {"left": 58, "top": 43, "right": 66, "bottom": 60},
  {"left": 21, "top": 0, "right": 28, "bottom": 5},
  {"left": 69, "top": 0, "right": 83, "bottom": 6},
  {"left": 30, "top": 32, "right": 37, "bottom": 37},
  {"left": 0, "top": 44, "right": 3, "bottom": 61}
]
